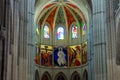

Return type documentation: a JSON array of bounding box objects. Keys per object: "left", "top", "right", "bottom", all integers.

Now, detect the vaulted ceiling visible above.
[{"left": 38, "top": 0, "right": 86, "bottom": 29}]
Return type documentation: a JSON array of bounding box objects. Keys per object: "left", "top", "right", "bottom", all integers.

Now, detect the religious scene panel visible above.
[
  {"left": 68, "top": 45, "right": 81, "bottom": 67},
  {"left": 54, "top": 46, "right": 68, "bottom": 67},
  {"left": 41, "top": 45, "right": 53, "bottom": 67},
  {"left": 81, "top": 42, "right": 88, "bottom": 64}
]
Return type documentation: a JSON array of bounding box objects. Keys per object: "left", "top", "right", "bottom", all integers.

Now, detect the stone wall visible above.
[
  {"left": 106, "top": 0, "right": 120, "bottom": 80},
  {"left": 0, "top": 0, "right": 36, "bottom": 80},
  {"left": 36, "top": 64, "right": 88, "bottom": 80}
]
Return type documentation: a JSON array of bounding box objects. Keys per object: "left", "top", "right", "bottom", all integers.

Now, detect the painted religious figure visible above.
[
  {"left": 72, "top": 25, "right": 78, "bottom": 38},
  {"left": 82, "top": 42, "right": 88, "bottom": 64},
  {"left": 41, "top": 45, "right": 53, "bottom": 67},
  {"left": 69, "top": 45, "right": 81, "bottom": 67},
  {"left": 44, "top": 25, "right": 50, "bottom": 39},
  {"left": 54, "top": 46, "right": 68, "bottom": 67},
  {"left": 57, "top": 27, "right": 64, "bottom": 40},
  {"left": 57, "top": 48, "right": 66, "bottom": 66},
  {"left": 35, "top": 46, "right": 40, "bottom": 65}
]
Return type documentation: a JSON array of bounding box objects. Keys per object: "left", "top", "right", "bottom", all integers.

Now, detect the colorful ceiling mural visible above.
[
  {"left": 46, "top": 6, "right": 58, "bottom": 29},
  {"left": 56, "top": 7, "right": 66, "bottom": 25},
  {"left": 66, "top": 3, "right": 79, "bottom": 9},
  {"left": 43, "top": 3, "right": 55, "bottom": 9},
  {"left": 64, "top": 6, "right": 76, "bottom": 28},
  {"left": 39, "top": 7, "right": 54, "bottom": 26},
  {"left": 39, "top": 1, "right": 85, "bottom": 30},
  {"left": 35, "top": 0, "right": 88, "bottom": 68}
]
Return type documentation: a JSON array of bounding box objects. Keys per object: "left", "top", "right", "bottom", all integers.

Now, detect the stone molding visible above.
[{"left": 0, "top": 26, "right": 6, "bottom": 40}]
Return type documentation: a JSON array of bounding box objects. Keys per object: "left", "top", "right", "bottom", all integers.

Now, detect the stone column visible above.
[
  {"left": 9, "top": 1, "right": 20, "bottom": 80},
  {"left": 27, "top": 0, "right": 36, "bottom": 80},
  {"left": 115, "top": 3, "right": 120, "bottom": 80},
  {"left": 6, "top": 0, "right": 14, "bottom": 80},
  {"left": 18, "top": 0, "right": 28, "bottom": 80},
  {"left": 92, "top": 0, "right": 107, "bottom": 80},
  {"left": 88, "top": 20, "right": 94, "bottom": 80},
  {"left": 106, "top": 0, "right": 117, "bottom": 80},
  {"left": 0, "top": 0, "right": 6, "bottom": 80}
]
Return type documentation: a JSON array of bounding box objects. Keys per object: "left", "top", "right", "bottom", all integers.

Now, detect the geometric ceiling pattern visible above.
[{"left": 39, "top": 0, "right": 86, "bottom": 29}]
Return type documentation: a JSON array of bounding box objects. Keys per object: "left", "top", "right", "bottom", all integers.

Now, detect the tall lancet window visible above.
[
  {"left": 57, "top": 27, "right": 64, "bottom": 40},
  {"left": 72, "top": 25, "right": 78, "bottom": 38},
  {"left": 82, "top": 22, "right": 87, "bottom": 36},
  {"left": 44, "top": 25, "right": 50, "bottom": 39}
]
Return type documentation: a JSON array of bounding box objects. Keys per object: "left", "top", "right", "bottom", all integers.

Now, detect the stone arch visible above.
[
  {"left": 116, "top": 19, "right": 120, "bottom": 65},
  {"left": 41, "top": 22, "right": 53, "bottom": 44},
  {"left": 35, "top": 70, "right": 40, "bottom": 80},
  {"left": 34, "top": 0, "right": 91, "bottom": 25},
  {"left": 35, "top": 0, "right": 38, "bottom": 5},
  {"left": 71, "top": 71, "right": 81, "bottom": 80},
  {"left": 82, "top": 69, "right": 88, "bottom": 80},
  {"left": 41, "top": 71, "right": 52, "bottom": 80},
  {"left": 54, "top": 72, "right": 67, "bottom": 80},
  {"left": 86, "top": 0, "right": 92, "bottom": 10}
]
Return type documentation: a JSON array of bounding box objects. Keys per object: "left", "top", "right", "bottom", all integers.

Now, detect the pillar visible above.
[
  {"left": 106, "top": 0, "right": 116, "bottom": 80},
  {"left": 27, "top": 0, "right": 36, "bottom": 80},
  {"left": 92, "top": 0, "right": 107, "bottom": 80},
  {"left": 0, "top": 0, "right": 6, "bottom": 80},
  {"left": 18, "top": 0, "right": 28, "bottom": 80},
  {"left": 88, "top": 19, "right": 94, "bottom": 80}
]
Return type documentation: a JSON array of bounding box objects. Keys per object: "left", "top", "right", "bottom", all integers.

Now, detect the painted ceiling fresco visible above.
[
  {"left": 66, "top": 3, "right": 79, "bottom": 9},
  {"left": 46, "top": 6, "right": 58, "bottom": 29},
  {"left": 55, "top": 7, "right": 66, "bottom": 25},
  {"left": 39, "top": 1, "right": 85, "bottom": 29},
  {"left": 39, "top": 6, "right": 54, "bottom": 26},
  {"left": 64, "top": 6, "right": 76, "bottom": 28},
  {"left": 43, "top": 3, "right": 55, "bottom": 9}
]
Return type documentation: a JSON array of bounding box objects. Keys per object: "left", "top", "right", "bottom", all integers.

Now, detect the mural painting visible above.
[
  {"left": 35, "top": 45, "right": 40, "bottom": 65},
  {"left": 54, "top": 46, "right": 68, "bottom": 67},
  {"left": 81, "top": 42, "right": 88, "bottom": 64},
  {"left": 41, "top": 45, "right": 53, "bottom": 67},
  {"left": 68, "top": 45, "right": 81, "bottom": 67}
]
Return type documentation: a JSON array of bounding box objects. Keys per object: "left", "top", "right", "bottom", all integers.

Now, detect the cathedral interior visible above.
[{"left": 0, "top": 0, "right": 120, "bottom": 80}]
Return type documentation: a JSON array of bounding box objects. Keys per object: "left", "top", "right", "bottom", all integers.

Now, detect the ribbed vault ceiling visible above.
[{"left": 38, "top": 0, "right": 86, "bottom": 29}]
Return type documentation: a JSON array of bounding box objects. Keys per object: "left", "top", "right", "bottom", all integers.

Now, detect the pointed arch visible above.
[
  {"left": 81, "top": 22, "right": 87, "bottom": 36},
  {"left": 82, "top": 70, "right": 88, "bottom": 80},
  {"left": 57, "top": 27, "right": 64, "bottom": 40},
  {"left": 44, "top": 24, "right": 50, "bottom": 39},
  {"left": 116, "top": 19, "right": 120, "bottom": 65},
  {"left": 71, "top": 71, "right": 81, "bottom": 80},
  {"left": 35, "top": 70, "right": 40, "bottom": 80},
  {"left": 55, "top": 72, "right": 67, "bottom": 80},
  {"left": 71, "top": 22, "right": 78, "bottom": 39},
  {"left": 41, "top": 71, "right": 52, "bottom": 80}
]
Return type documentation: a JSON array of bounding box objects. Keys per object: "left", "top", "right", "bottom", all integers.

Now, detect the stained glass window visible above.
[
  {"left": 57, "top": 27, "right": 64, "bottom": 40},
  {"left": 72, "top": 25, "right": 78, "bottom": 38},
  {"left": 82, "top": 22, "right": 87, "bottom": 36},
  {"left": 44, "top": 25, "right": 50, "bottom": 39}
]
